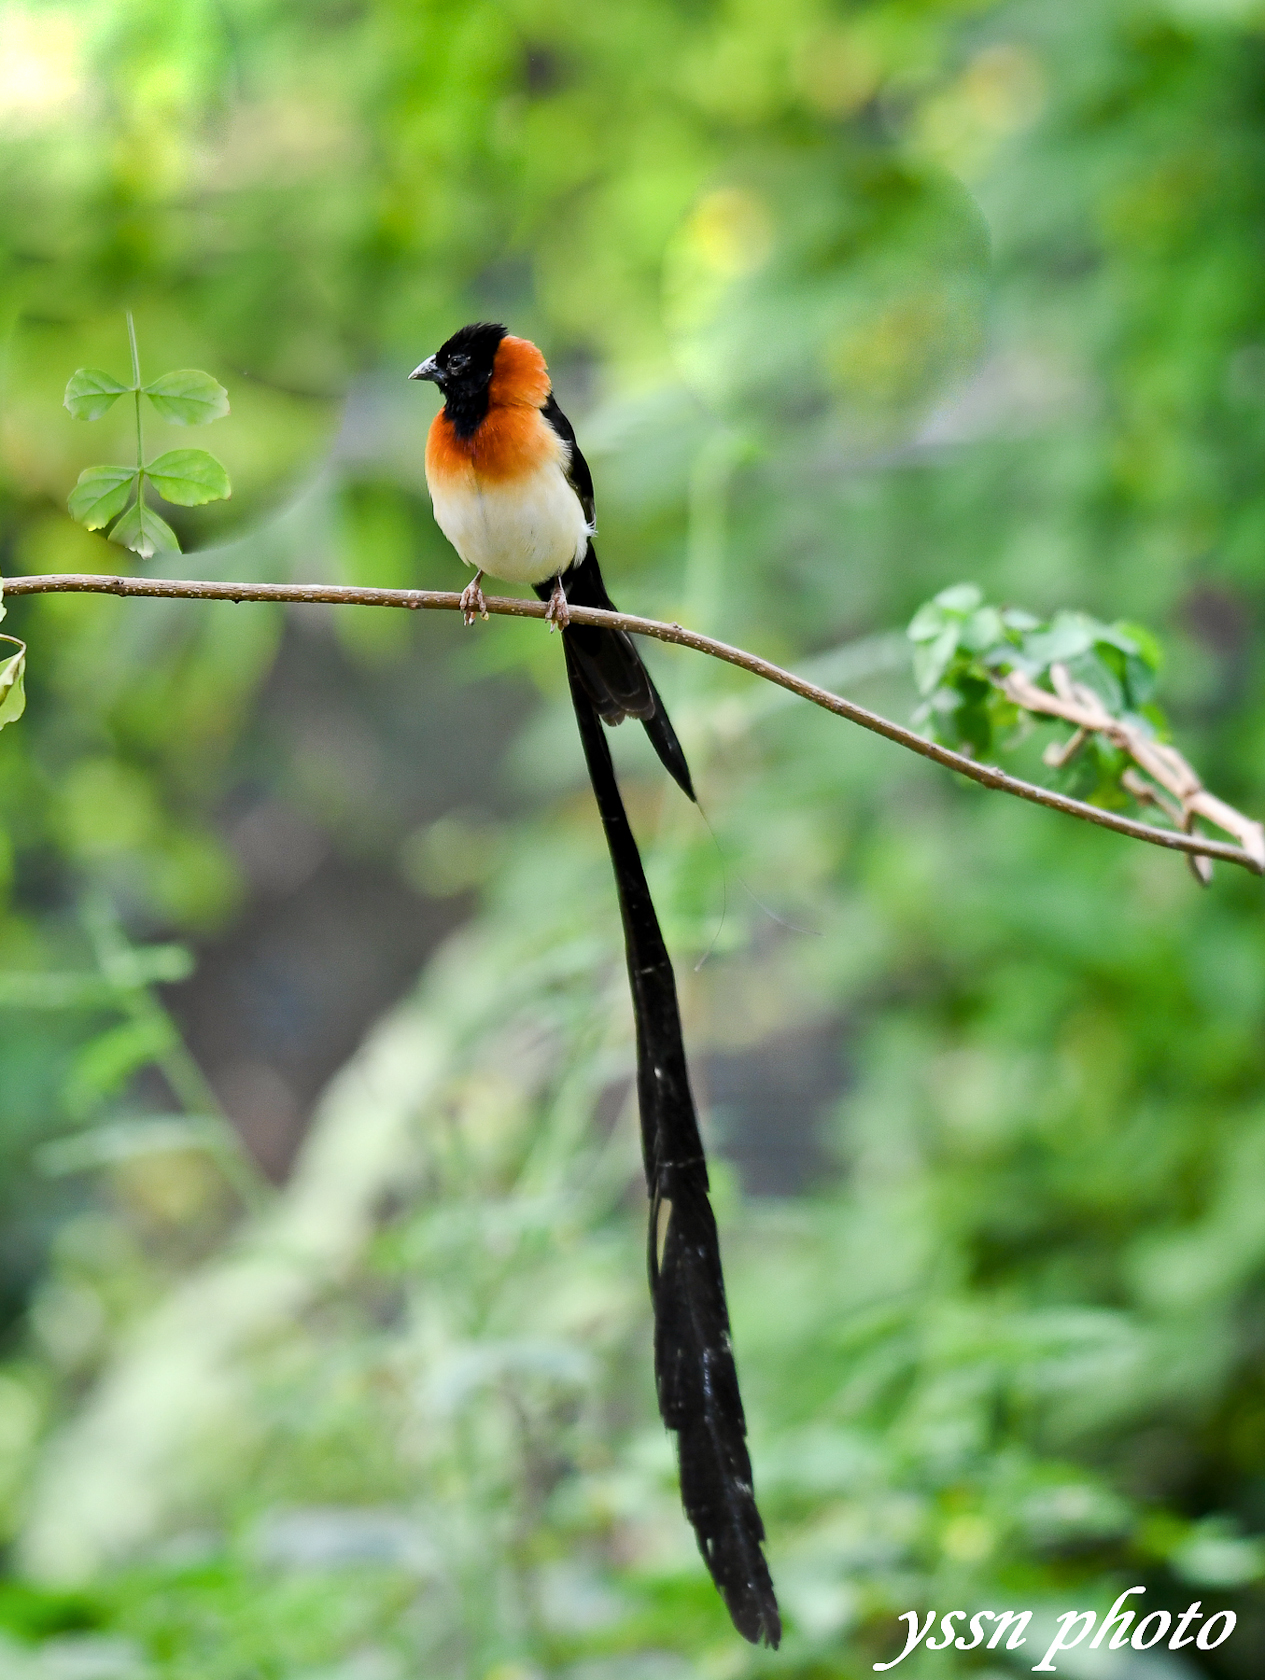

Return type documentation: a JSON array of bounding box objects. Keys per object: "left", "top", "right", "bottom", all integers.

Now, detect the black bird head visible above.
[{"left": 409, "top": 321, "right": 507, "bottom": 436}]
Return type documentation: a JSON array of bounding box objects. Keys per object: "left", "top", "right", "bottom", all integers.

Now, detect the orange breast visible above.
[{"left": 426, "top": 403, "right": 562, "bottom": 489}]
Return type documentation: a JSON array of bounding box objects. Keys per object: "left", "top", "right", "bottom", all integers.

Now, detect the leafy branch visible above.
[
  {"left": 64, "top": 313, "right": 231, "bottom": 560},
  {"left": 1, "top": 571, "right": 1260, "bottom": 877},
  {"left": 1002, "top": 666, "right": 1264, "bottom": 885},
  {"left": 908, "top": 583, "right": 1265, "bottom": 879}
]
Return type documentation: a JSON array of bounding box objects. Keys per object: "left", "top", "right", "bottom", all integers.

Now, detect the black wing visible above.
[
  {"left": 542, "top": 392, "right": 595, "bottom": 526},
  {"left": 566, "top": 654, "right": 781, "bottom": 1648},
  {"left": 538, "top": 394, "right": 694, "bottom": 802}
]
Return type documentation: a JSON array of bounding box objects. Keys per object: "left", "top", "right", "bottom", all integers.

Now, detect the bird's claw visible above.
[
  {"left": 459, "top": 575, "right": 488, "bottom": 626},
  {"left": 545, "top": 579, "right": 570, "bottom": 633}
]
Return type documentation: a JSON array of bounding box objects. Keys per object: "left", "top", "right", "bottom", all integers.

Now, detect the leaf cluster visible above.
[
  {"left": 909, "top": 583, "right": 1166, "bottom": 807},
  {"left": 64, "top": 336, "right": 230, "bottom": 561}
]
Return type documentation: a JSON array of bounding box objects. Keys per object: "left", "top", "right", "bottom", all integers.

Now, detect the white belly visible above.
[{"left": 428, "top": 459, "right": 590, "bottom": 585}]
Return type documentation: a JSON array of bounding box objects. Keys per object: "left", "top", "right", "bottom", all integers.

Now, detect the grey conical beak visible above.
[{"left": 409, "top": 355, "right": 439, "bottom": 383}]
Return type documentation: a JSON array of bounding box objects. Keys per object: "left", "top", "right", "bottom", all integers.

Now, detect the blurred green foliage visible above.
[{"left": 3, "top": 0, "right": 1265, "bottom": 1675}]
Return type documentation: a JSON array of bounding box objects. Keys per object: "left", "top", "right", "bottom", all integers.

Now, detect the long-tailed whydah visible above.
[{"left": 412, "top": 321, "right": 779, "bottom": 1645}]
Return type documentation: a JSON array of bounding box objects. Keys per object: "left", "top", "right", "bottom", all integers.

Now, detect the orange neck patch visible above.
[{"left": 488, "top": 335, "right": 551, "bottom": 409}]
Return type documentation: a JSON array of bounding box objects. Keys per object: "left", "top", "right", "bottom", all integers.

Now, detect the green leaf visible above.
[
  {"left": 1115, "top": 620, "right": 1163, "bottom": 672},
  {"left": 1139, "top": 701, "right": 1170, "bottom": 737},
  {"left": 908, "top": 600, "right": 950, "bottom": 642},
  {"left": 1001, "top": 606, "right": 1041, "bottom": 632},
  {"left": 143, "top": 369, "right": 230, "bottom": 425},
  {"left": 932, "top": 582, "right": 983, "bottom": 615},
  {"left": 1092, "top": 621, "right": 1141, "bottom": 656},
  {"left": 146, "top": 449, "right": 231, "bottom": 506},
  {"left": 67, "top": 465, "right": 138, "bottom": 530},
  {"left": 63, "top": 1017, "right": 177, "bottom": 1120},
  {"left": 909, "top": 584, "right": 985, "bottom": 643},
  {"left": 1066, "top": 649, "right": 1124, "bottom": 714},
  {"left": 64, "top": 368, "right": 131, "bottom": 420},
  {"left": 1021, "top": 612, "right": 1096, "bottom": 671},
  {"left": 108, "top": 501, "right": 180, "bottom": 560},
  {"left": 913, "top": 624, "right": 960, "bottom": 695},
  {"left": 0, "top": 636, "right": 26, "bottom": 729},
  {"left": 959, "top": 606, "right": 1004, "bottom": 654}
]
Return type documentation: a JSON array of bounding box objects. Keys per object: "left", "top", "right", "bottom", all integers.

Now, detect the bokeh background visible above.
[{"left": 2, "top": 0, "right": 1265, "bottom": 1674}]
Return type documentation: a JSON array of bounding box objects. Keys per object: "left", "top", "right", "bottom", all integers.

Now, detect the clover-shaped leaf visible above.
[
  {"left": 146, "top": 449, "right": 230, "bottom": 506},
  {"left": 109, "top": 502, "right": 179, "bottom": 561},
  {"left": 64, "top": 369, "right": 131, "bottom": 420},
  {"left": 68, "top": 465, "right": 138, "bottom": 530},
  {"left": 143, "top": 369, "right": 230, "bottom": 425}
]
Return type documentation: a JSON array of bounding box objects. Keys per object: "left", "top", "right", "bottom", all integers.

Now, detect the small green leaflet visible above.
[
  {"left": 64, "top": 368, "right": 131, "bottom": 420},
  {"left": 913, "top": 626, "right": 959, "bottom": 696},
  {"left": 0, "top": 635, "right": 26, "bottom": 730},
  {"left": 146, "top": 449, "right": 231, "bottom": 506},
  {"left": 109, "top": 501, "right": 179, "bottom": 560},
  {"left": 143, "top": 369, "right": 230, "bottom": 425},
  {"left": 68, "top": 465, "right": 138, "bottom": 529}
]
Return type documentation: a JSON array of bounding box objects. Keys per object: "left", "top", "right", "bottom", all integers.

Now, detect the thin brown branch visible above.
[{"left": 4, "top": 571, "right": 1262, "bottom": 876}]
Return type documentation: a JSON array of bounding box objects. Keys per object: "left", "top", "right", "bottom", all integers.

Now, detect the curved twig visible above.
[{"left": 3, "top": 571, "right": 1260, "bottom": 876}]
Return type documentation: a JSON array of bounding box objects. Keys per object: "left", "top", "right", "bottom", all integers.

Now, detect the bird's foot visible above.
[
  {"left": 544, "top": 576, "right": 570, "bottom": 633},
  {"left": 459, "top": 572, "right": 488, "bottom": 626}
]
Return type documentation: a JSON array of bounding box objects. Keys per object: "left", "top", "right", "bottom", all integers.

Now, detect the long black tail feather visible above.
[
  {"left": 538, "top": 549, "right": 695, "bottom": 802},
  {"left": 565, "top": 649, "right": 780, "bottom": 1648}
]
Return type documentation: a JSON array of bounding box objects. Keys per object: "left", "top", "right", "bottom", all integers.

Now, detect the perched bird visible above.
[{"left": 410, "top": 323, "right": 780, "bottom": 1647}]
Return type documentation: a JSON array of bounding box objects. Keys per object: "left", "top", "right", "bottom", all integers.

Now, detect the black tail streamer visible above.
[
  {"left": 565, "top": 649, "right": 780, "bottom": 1647},
  {"left": 550, "top": 548, "right": 695, "bottom": 802}
]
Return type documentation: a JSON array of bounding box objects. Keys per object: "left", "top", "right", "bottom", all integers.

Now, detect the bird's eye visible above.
[{"left": 449, "top": 354, "right": 469, "bottom": 371}]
